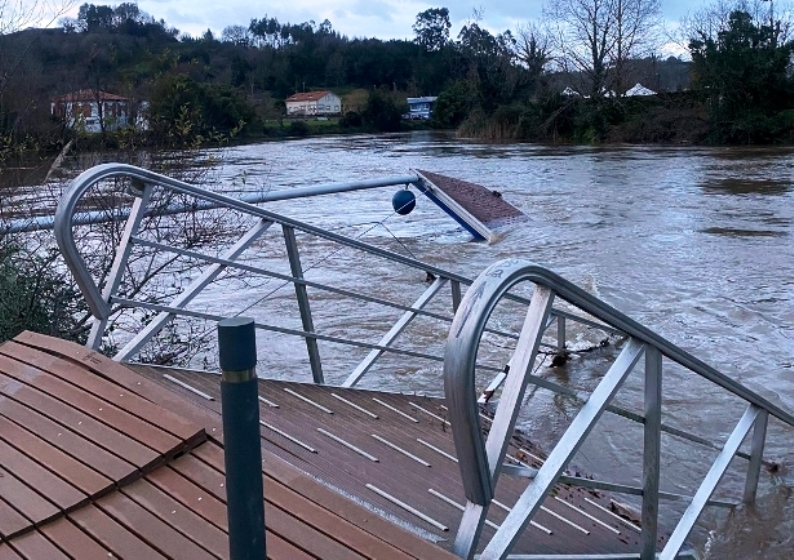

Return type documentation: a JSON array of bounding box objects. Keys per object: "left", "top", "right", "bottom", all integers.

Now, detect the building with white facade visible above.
[
  {"left": 51, "top": 90, "right": 134, "bottom": 133},
  {"left": 285, "top": 91, "right": 342, "bottom": 116}
]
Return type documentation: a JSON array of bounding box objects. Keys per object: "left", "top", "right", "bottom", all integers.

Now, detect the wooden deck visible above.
[
  {"left": 0, "top": 332, "right": 458, "bottom": 559},
  {"left": 126, "top": 370, "right": 667, "bottom": 555},
  {"left": 0, "top": 331, "right": 669, "bottom": 558}
]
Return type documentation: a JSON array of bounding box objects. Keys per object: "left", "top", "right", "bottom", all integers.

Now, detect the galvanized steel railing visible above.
[
  {"left": 51, "top": 163, "right": 602, "bottom": 385},
  {"left": 49, "top": 164, "right": 781, "bottom": 559},
  {"left": 444, "top": 258, "right": 794, "bottom": 560}
]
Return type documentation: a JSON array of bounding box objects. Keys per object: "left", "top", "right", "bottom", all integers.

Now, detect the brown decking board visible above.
[
  {"left": 132, "top": 365, "right": 659, "bottom": 556},
  {"left": 3, "top": 333, "right": 462, "bottom": 560},
  {"left": 417, "top": 169, "right": 528, "bottom": 229}
]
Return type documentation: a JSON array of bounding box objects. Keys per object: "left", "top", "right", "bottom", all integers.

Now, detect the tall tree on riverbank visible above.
[
  {"left": 413, "top": 7, "right": 451, "bottom": 51},
  {"left": 544, "top": 0, "right": 661, "bottom": 97},
  {"left": 689, "top": 8, "right": 794, "bottom": 142}
]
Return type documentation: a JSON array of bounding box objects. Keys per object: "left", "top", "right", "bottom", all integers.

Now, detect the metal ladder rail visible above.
[{"left": 444, "top": 258, "right": 794, "bottom": 560}]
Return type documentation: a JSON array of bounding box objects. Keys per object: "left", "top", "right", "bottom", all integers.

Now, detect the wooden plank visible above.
[
  {"left": 170, "top": 451, "right": 227, "bottom": 504},
  {"left": 4, "top": 530, "right": 69, "bottom": 560},
  {"left": 0, "top": 397, "right": 133, "bottom": 483},
  {"left": 0, "top": 415, "right": 111, "bottom": 497},
  {"left": 14, "top": 333, "right": 224, "bottom": 435},
  {"left": 266, "top": 501, "right": 367, "bottom": 560},
  {"left": 0, "top": 466, "right": 59, "bottom": 525},
  {"left": 0, "top": 371, "right": 157, "bottom": 469},
  {"left": 0, "top": 438, "right": 86, "bottom": 511},
  {"left": 262, "top": 452, "right": 457, "bottom": 560},
  {"left": 0, "top": 499, "right": 30, "bottom": 540},
  {"left": 0, "top": 354, "right": 181, "bottom": 455},
  {"left": 146, "top": 467, "right": 229, "bottom": 531},
  {"left": 69, "top": 503, "right": 167, "bottom": 560},
  {"left": 122, "top": 478, "right": 228, "bottom": 559},
  {"left": 39, "top": 517, "right": 113, "bottom": 560},
  {"left": 2, "top": 341, "right": 200, "bottom": 442},
  {"left": 0, "top": 544, "right": 24, "bottom": 560},
  {"left": 190, "top": 441, "right": 226, "bottom": 472},
  {"left": 96, "top": 491, "right": 217, "bottom": 560},
  {"left": 264, "top": 474, "right": 415, "bottom": 560},
  {"left": 267, "top": 531, "right": 315, "bottom": 560}
]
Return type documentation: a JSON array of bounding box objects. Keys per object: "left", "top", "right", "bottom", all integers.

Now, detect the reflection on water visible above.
[
  {"left": 700, "top": 178, "right": 791, "bottom": 196},
  {"left": 701, "top": 227, "right": 787, "bottom": 237}
]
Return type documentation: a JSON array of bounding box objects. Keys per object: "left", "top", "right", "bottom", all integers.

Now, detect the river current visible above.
[{"left": 56, "top": 132, "right": 794, "bottom": 556}]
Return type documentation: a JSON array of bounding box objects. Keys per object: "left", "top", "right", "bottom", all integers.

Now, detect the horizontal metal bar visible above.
[
  {"left": 130, "top": 237, "right": 568, "bottom": 352},
  {"left": 110, "top": 297, "right": 508, "bottom": 372},
  {"left": 557, "top": 476, "right": 737, "bottom": 508},
  {"left": 5, "top": 174, "right": 420, "bottom": 234}
]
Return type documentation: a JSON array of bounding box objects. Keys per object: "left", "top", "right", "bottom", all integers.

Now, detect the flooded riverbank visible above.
[{"left": 6, "top": 131, "right": 794, "bottom": 557}]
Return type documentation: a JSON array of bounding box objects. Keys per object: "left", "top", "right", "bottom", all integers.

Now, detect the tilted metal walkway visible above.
[{"left": 34, "top": 163, "right": 794, "bottom": 559}]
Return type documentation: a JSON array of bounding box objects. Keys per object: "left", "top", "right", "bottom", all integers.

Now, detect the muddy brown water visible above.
[{"left": 15, "top": 132, "right": 794, "bottom": 557}]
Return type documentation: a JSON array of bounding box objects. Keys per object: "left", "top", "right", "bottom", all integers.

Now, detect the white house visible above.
[
  {"left": 285, "top": 91, "right": 342, "bottom": 116},
  {"left": 404, "top": 96, "right": 438, "bottom": 120},
  {"left": 51, "top": 90, "right": 134, "bottom": 133}
]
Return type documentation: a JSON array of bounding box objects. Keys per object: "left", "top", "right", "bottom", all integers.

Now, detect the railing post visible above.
[
  {"left": 86, "top": 180, "right": 152, "bottom": 349},
  {"left": 744, "top": 409, "right": 769, "bottom": 504},
  {"left": 556, "top": 315, "right": 566, "bottom": 356},
  {"left": 282, "top": 224, "right": 324, "bottom": 384},
  {"left": 642, "top": 346, "right": 662, "bottom": 560},
  {"left": 450, "top": 279, "right": 462, "bottom": 312},
  {"left": 218, "top": 317, "right": 266, "bottom": 560}
]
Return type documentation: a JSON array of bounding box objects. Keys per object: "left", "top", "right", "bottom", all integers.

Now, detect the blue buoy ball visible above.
[{"left": 392, "top": 189, "right": 416, "bottom": 215}]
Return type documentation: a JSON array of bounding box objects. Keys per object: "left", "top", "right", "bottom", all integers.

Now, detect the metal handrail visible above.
[
  {"left": 444, "top": 258, "right": 794, "bottom": 560},
  {"left": 51, "top": 164, "right": 616, "bottom": 389}
]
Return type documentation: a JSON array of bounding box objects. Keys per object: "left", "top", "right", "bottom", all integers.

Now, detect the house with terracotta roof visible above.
[
  {"left": 284, "top": 90, "right": 342, "bottom": 116},
  {"left": 51, "top": 90, "right": 137, "bottom": 134}
]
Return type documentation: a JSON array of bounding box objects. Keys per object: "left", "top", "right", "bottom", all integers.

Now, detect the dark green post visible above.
[{"left": 218, "top": 317, "right": 266, "bottom": 560}]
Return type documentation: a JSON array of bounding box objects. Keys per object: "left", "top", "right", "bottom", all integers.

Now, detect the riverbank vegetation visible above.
[{"left": 1, "top": 0, "right": 794, "bottom": 157}]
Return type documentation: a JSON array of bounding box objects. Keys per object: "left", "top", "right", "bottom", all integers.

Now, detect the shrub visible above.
[{"left": 0, "top": 243, "right": 87, "bottom": 344}]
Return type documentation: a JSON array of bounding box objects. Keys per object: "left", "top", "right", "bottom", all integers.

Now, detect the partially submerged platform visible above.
[{"left": 414, "top": 170, "right": 528, "bottom": 242}]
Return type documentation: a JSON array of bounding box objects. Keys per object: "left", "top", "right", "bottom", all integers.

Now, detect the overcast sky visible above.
[{"left": 41, "top": 1, "right": 710, "bottom": 45}]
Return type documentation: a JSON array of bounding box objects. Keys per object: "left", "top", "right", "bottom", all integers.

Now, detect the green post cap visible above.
[{"left": 218, "top": 317, "right": 257, "bottom": 372}]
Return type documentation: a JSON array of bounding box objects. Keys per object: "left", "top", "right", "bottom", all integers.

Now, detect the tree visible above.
[
  {"left": 689, "top": 9, "right": 793, "bottom": 139},
  {"left": 544, "top": 0, "right": 661, "bottom": 97},
  {"left": 221, "top": 25, "right": 251, "bottom": 47},
  {"left": 413, "top": 7, "right": 451, "bottom": 51},
  {"left": 77, "top": 3, "right": 114, "bottom": 31}
]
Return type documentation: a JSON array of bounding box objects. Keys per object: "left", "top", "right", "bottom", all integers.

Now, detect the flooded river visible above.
[
  {"left": 18, "top": 132, "right": 794, "bottom": 557},
  {"left": 196, "top": 132, "right": 793, "bottom": 558}
]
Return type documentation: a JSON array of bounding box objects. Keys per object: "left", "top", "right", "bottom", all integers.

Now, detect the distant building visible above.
[
  {"left": 51, "top": 90, "right": 136, "bottom": 133},
  {"left": 626, "top": 83, "right": 656, "bottom": 97},
  {"left": 285, "top": 91, "right": 342, "bottom": 116},
  {"left": 404, "top": 96, "right": 438, "bottom": 120}
]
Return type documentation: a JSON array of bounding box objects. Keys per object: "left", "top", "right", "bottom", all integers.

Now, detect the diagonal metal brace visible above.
[{"left": 479, "top": 338, "right": 646, "bottom": 559}]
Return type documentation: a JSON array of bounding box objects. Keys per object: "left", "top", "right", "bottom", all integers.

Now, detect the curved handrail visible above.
[
  {"left": 54, "top": 164, "right": 452, "bottom": 320},
  {"left": 444, "top": 258, "right": 794, "bottom": 505}
]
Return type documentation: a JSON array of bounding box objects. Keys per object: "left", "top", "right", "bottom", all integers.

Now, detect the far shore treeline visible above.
[{"left": 3, "top": 0, "right": 794, "bottom": 160}]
